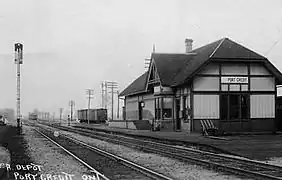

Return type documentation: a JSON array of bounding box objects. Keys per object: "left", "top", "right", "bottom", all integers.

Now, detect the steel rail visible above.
[
  {"left": 53, "top": 123, "right": 282, "bottom": 180},
  {"left": 59, "top": 133, "right": 174, "bottom": 180},
  {"left": 34, "top": 128, "right": 110, "bottom": 180},
  {"left": 77, "top": 125, "right": 282, "bottom": 169},
  {"left": 31, "top": 123, "right": 174, "bottom": 180}
]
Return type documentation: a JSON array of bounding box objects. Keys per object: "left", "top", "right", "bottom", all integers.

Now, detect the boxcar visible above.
[
  {"left": 77, "top": 108, "right": 107, "bottom": 123},
  {"left": 29, "top": 113, "right": 38, "bottom": 120}
]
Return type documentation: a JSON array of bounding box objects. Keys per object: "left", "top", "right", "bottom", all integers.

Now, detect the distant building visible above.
[
  {"left": 0, "top": 108, "right": 14, "bottom": 122},
  {"left": 119, "top": 37, "right": 282, "bottom": 133}
]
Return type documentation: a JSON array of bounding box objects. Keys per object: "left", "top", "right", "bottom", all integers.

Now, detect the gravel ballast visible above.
[
  {"left": 23, "top": 125, "right": 97, "bottom": 179},
  {"left": 54, "top": 127, "right": 253, "bottom": 180}
]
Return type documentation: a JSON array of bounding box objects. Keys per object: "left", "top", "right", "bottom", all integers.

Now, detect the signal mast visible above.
[{"left": 15, "top": 43, "right": 23, "bottom": 128}]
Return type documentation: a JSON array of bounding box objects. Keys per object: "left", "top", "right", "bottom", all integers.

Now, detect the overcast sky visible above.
[{"left": 0, "top": 0, "right": 282, "bottom": 117}]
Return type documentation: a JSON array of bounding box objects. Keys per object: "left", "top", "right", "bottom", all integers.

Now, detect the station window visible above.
[
  {"left": 220, "top": 94, "right": 249, "bottom": 120},
  {"left": 155, "top": 97, "right": 173, "bottom": 119},
  {"left": 221, "top": 84, "right": 249, "bottom": 92},
  {"left": 221, "top": 84, "right": 228, "bottom": 91},
  {"left": 162, "top": 97, "right": 172, "bottom": 118}
]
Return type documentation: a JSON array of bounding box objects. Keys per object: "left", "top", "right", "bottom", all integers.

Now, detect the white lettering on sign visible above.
[
  {"left": 154, "top": 86, "right": 161, "bottom": 93},
  {"left": 221, "top": 77, "right": 248, "bottom": 84}
]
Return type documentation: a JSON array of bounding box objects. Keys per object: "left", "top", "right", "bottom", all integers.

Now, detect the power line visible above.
[
  {"left": 85, "top": 89, "right": 94, "bottom": 124},
  {"left": 59, "top": 108, "right": 63, "bottom": 125},
  {"left": 117, "top": 91, "right": 119, "bottom": 119},
  {"left": 69, "top": 100, "right": 75, "bottom": 125},
  {"left": 105, "top": 81, "right": 118, "bottom": 121},
  {"left": 265, "top": 38, "right": 281, "bottom": 56},
  {"left": 144, "top": 44, "right": 155, "bottom": 71}
]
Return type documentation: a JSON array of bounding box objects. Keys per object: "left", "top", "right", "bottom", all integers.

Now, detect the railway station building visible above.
[{"left": 119, "top": 37, "right": 282, "bottom": 133}]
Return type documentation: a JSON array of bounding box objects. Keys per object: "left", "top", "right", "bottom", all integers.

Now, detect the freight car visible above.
[
  {"left": 29, "top": 113, "right": 38, "bottom": 120},
  {"left": 77, "top": 108, "right": 107, "bottom": 123}
]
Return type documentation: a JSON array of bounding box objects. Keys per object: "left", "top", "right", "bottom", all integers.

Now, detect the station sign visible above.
[
  {"left": 154, "top": 86, "right": 173, "bottom": 95},
  {"left": 221, "top": 77, "right": 248, "bottom": 84}
]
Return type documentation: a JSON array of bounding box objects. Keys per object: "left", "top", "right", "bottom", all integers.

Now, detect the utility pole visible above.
[
  {"left": 101, "top": 82, "right": 104, "bottom": 108},
  {"left": 69, "top": 100, "right": 75, "bottom": 125},
  {"left": 47, "top": 112, "right": 50, "bottom": 124},
  {"left": 85, "top": 89, "right": 94, "bottom": 124},
  {"left": 117, "top": 91, "right": 119, "bottom": 119},
  {"left": 105, "top": 82, "right": 107, "bottom": 109},
  {"left": 14, "top": 43, "right": 23, "bottom": 128},
  {"left": 59, "top": 108, "right": 63, "bottom": 125},
  {"left": 144, "top": 58, "right": 151, "bottom": 71},
  {"left": 105, "top": 81, "right": 118, "bottom": 121},
  {"left": 144, "top": 44, "right": 155, "bottom": 71}
]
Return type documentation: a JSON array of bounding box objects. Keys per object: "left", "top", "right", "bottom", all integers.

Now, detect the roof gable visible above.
[
  {"left": 148, "top": 59, "right": 160, "bottom": 82},
  {"left": 211, "top": 38, "right": 266, "bottom": 60},
  {"left": 153, "top": 53, "right": 195, "bottom": 86},
  {"left": 119, "top": 72, "right": 148, "bottom": 96},
  {"left": 171, "top": 38, "right": 223, "bottom": 86}
]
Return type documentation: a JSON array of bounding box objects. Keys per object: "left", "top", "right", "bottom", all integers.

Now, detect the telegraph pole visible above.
[
  {"left": 117, "top": 91, "right": 119, "bottom": 119},
  {"left": 69, "top": 100, "right": 75, "bottom": 125},
  {"left": 59, "top": 108, "right": 63, "bottom": 125},
  {"left": 105, "top": 81, "right": 118, "bottom": 121},
  {"left": 144, "top": 44, "right": 155, "bottom": 71},
  {"left": 144, "top": 58, "right": 151, "bottom": 71},
  {"left": 105, "top": 82, "right": 107, "bottom": 109},
  {"left": 102, "top": 81, "right": 108, "bottom": 109},
  {"left": 85, "top": 89, "right": 94, "bottom": 124},
  {"left": 14, "top": 43, "right": 23, "bottom": 128},
  {"left": 47, "top": 112, "right": 50, "bottom": 124},
  {"left": 101, "top": 82, "right": 104, "bottom": 108}
]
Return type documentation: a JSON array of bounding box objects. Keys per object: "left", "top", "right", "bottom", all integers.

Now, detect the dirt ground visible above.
[
  {"left": 0, "top": 125, "right": 37, "bottom": 179},
  {"left": 209, "top": 134, "right": 282, "bottom": 161}
]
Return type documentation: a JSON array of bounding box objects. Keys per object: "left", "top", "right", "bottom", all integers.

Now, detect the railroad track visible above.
[
  {"left": 39, "top": 122, "right": 282, "bottom": 180},
  {"left": 25, "top": 122, "right": 174, "bottom": 180}
]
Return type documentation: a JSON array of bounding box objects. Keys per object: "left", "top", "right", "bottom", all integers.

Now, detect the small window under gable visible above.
[{"left": 148, "top": 61, "right": 160, "bottom": 83}]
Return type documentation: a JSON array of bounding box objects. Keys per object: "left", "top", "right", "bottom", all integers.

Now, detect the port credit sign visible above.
[{"left": 221, "top": 77, "right": 248, "bottom": 84}]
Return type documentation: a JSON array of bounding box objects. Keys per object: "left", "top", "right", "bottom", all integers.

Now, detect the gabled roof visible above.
[
  {"left": 120, "top": 37, "right": 282, "bottom": 96},
  {"left": 152, "top": 53, "right": 195, "bottom": 86},
  {"left": 212, "top": 38, "right": 267, "bottom": 60},
  {"left": 119, "top": 72, "right": 148, "bottom": 96},
  {"left": 171, "top": 38, "right": 224, "bottom": 86}
]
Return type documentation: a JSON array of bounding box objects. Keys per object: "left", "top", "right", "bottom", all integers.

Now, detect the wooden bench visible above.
[{"left": 200, "top": 119, "right": 223, "bottom": 136}]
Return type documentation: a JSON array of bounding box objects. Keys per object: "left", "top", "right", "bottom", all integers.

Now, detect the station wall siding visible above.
[
  {"left": 193, "top": 94, "right": 219, "bottom": 119},
  {"left": 250, "top": 64, "right": 271, "bottom": 75},
  {"left": 221, "top": 63, "right": 248, "bottom": 75},
  {"left": 193, "top": 77, "right": 219, "bottom": 91},
  {"left": 250, "top": 77, "right": 275, "bottom": 91},
  {"left": 125, "top": 96, "right": 138, "bottom": 120},
  {"left": 125, "top": 93, "right": 154, "bottom": 121},
  {"left": 250, "top": 94, "right": 275, "bottom": 118}
]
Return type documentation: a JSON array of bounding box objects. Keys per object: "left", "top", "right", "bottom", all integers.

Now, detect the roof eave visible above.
[{"left": 120, "top": 90, "right": 148, "bottom": 97}]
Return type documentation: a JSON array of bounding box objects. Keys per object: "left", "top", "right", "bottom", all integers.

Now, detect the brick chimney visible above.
[{"left": 185, "top": 38, "right": 193, "bottom": 53}]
